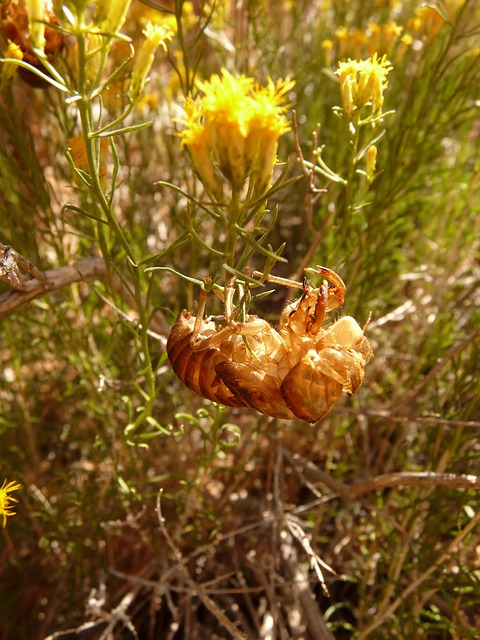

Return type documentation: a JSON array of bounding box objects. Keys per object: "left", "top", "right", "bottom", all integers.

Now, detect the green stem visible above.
[
  {"left": 336, "top": 113, "right": 362, "bottom": 252},
  {"left": 345, "top": 113, "right": 361, "bottom": 211},
  {"left": 225, "top": 188, "right": 242, "bottom": 274},
  {"left": 73, "top": 9, "right": 156, "bottom": 438}
]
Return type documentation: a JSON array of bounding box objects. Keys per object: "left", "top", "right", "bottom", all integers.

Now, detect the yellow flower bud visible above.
[
  {"left": 321, "top": 39, "right": 333, "bottom": 66},
  {"left": 98, "top": 0, "right": 132, "bottom": 35},
  {"left": 129, "top": 23, "right": 173, "bottom": 102},
  {"left": 84, "top": 33, "right": 103, "bottom": 85},
  {"left": 366, "top": 145, "right": 377, "bottom": 183},
  {"left": 1, "top": 40, "right": 23, "bottom": 85},
  {"left": 189, "top": 133, "right": 224, "bottom": 199}
]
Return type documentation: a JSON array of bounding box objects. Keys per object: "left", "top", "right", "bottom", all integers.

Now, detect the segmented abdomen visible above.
[{"left": 166, "top": 310, "right": 249, "bottom": 408}]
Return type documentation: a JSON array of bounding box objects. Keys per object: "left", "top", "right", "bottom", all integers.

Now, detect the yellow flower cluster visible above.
[
  {"left": 407, "top": 5, "right": 448, "bottom": 40},
  {"left": 336, "top": 53, "right": 392, "bottom": 122},
  {"left": 0, "top": 479, "right": 21, "bottom": 527},
  {"left": 323, "top": 2, "right": 466, "bottom": 67},
  {"left": 178, "top": 69, "right": 294, "bottom": 198},
  {"left": 330, "top": 21, "right": 408, "bottom": 63}
]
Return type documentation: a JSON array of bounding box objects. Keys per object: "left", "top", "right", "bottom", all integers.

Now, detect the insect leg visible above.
[{"left": 304, "top": 266, "right": 346, "bottom": 311}]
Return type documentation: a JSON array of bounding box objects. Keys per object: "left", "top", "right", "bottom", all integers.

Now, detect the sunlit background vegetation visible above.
[{"left": 1, "top": 0, "right": 479, "bottom": 638}]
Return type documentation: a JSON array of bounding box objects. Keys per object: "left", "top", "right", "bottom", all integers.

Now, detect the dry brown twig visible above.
[
  {"left": 287, "top": 451, "right": 480, "bottom": 500},
  {"left": 43, "top": 579, "right": 140, "bottom": 640},
  {"left": 156, "top": 490, "right": 248, "bottom": 640},
  {"left": 273, "top": 443, "right": 336, "bottom": 640},
  {"left": 340, "top": 407, "right": 480, "bottom": 430},
  {"left": 0, "top": 243, "right": 169, "bottom": 338},
  {"left": 0, "top": 246, "right": 107, "bottom": 317}
]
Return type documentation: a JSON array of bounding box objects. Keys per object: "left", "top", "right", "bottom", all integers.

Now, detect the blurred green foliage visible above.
[{"left": 0, "top": 0, "right": 479, "bottom": 638}]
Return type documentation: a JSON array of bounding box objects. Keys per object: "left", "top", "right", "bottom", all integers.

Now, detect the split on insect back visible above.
[{"left": 166, "top": 266, "right": 374, "bottom": 423}]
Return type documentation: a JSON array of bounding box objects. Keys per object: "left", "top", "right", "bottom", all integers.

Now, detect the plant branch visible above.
[
  {"left": 0, "top": 254, "right": 169, "bottom": 338},
  {"left": 0, "top": 255, "right": 106, "bottom": 317},
  {"left": 156, "top": 491, "right": 248, "bottom": 640},
  {"left": 286, "top": 451, "right": 480, "bottom": 499}
]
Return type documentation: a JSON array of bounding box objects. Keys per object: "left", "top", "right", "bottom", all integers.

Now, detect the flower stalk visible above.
[{"left": 0, "top": 1, "right": 177, "bottom": 440}]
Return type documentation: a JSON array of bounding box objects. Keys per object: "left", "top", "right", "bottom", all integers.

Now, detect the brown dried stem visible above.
[
  {"left": 0, "top": 249, "right": 169, "bottom": 338},
  {"left": 286, "top": 450, "right": 480, "bottom": 499},
  {"left": 0, "top": 253, "right": 106, "bottom": 317},
  {"left": 155, "top": 491, "right": 248, "bottom": 640}
]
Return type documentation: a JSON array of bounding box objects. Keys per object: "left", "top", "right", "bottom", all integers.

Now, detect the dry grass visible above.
[{"left": 1, "top": 1, "right": 480, "bottom": 638}]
